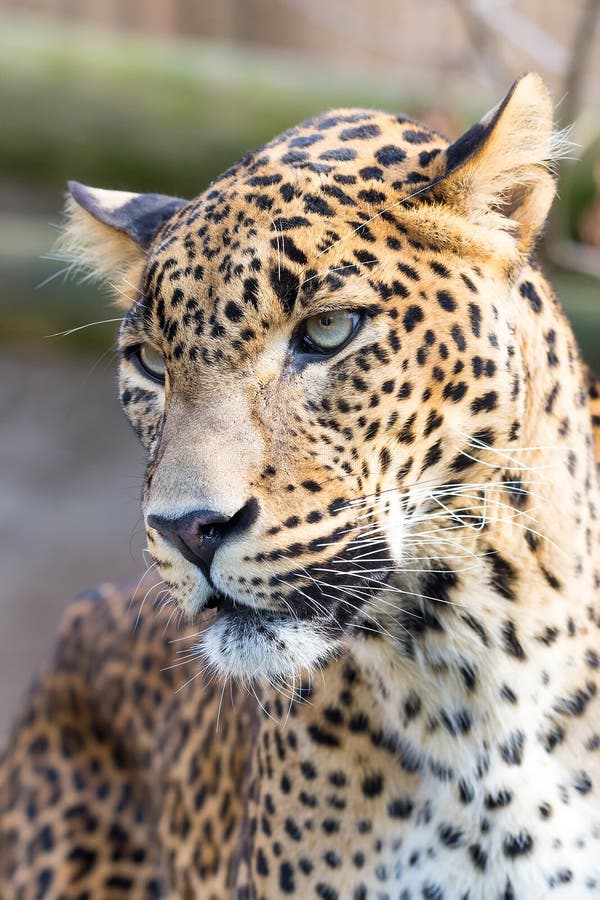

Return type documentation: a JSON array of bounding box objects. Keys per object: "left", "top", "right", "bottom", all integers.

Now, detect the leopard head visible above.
[{"left": 61, "top": 73, "right": 561, "bottom": 682}]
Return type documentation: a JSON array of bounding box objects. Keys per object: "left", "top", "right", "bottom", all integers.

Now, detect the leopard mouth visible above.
[
  {"left": 205, "top": 590, "right": 289, "bottom": 625},
  {"left": 205, "top": 591, "right": 234, "bottom": 613}
]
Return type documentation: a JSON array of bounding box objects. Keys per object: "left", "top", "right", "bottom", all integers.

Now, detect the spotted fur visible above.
[{"left": 1, "top": 73, "right": 599, "bottom": 899}]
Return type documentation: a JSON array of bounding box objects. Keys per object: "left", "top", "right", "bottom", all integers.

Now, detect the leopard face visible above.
[{"left": 64, "top": 74, "right": 559, "bottom": 682}]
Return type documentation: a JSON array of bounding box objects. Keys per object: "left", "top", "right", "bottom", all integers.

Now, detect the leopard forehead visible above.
[{"left": 134, "top": 108, "right": 451, "bottom": 359}]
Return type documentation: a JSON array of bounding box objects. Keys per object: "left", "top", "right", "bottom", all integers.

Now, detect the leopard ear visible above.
[
  {"left": 59, "top": 182, "right": 186, "bottom": 307},
  {"left": 439, "top": 73, "right": 564, "bottom": 254}
]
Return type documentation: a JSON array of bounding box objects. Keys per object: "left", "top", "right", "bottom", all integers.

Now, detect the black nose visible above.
[{"left": 147, "top": 498, "right": 259, "bottom": 577}]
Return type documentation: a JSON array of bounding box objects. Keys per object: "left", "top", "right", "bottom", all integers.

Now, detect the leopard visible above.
[{"left": 1, "top": 72, "right": 600, "bottom": 900}]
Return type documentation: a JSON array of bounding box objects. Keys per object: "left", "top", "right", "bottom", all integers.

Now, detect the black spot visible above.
[
  {"left": 459, "top": 662, "right": 477, "bottom": 692},
  {"left": 471, "top": 391, "right": 498, "bottom": 414},
  {"left": 424, "top": 410, "right": 443, "bottom": 437},
  {"left": 358, "top": 189, "right": 386, "bottom": 204},
  {"left": 437, "top": 290, "right": 456, "bottom": 312},
  {"left": 555, "top": 682, "right": 597, "bottom": 717},
  {"left": 500, "top": 684, "right": 518, "bottom": 704},
  {"left": 502, "top": 620, "right": 526, "bottom": 659},
  {"left": 537, "top": 627, "right": 560, "bottom": 648},
  {"left": 458, "top": 779, "right": 474, "bottom": 804},
  {"left": 275, "top": 237, "right": 308, "bottom": 265},
  {"left": 573, "top": 770, "right": 592, "bottom": 794},
  {"left": 404, "top": 692, "right": 422, "bottom": 720},
  {"left": 501, "top": 879, "right": 516, "bottom": 900},
  {"left": 440, "top": 708, "right": 472, "bottom": 736},
  {"left": 224, "top": 300, "right": 243, "bottom": 323},
  {"left": 340, "top": 124, "right": 381, "bottom": 141},
  {"left": 403, "top": 128, "right": 432, "bottom": 144},
  {"left": 499, "top": 729, "right": 526, "bottom": 766},
  {"left": 349, "top": 713, "right": 369, "bottom": 732},
  {"left": 37, "top": 870, "right": 54, "bottom": 895},
  {"left": 67, "top": 845, "right": 98, "bottom": 881},
  {"left": 361, "top": 772, "right": 384, "bottom": 797},
  {"left": 503, "top": 830, "right": 533, "bottom": 858},
  {"left": 439, "top": 823, "right": 464, "bottom": 848},
  {"left": 270, "top": 266, "right": 299, "bottom": 315},
  {"left": 488, "top": 550, "right": 517, "bottom": 600},
  {"left": 316, "top": 884, "right": 339, "bottom": 900},
  {"left": 541, "top": 567, "right": 562, "bottom": 591},
  {"left": 422, "top": 563, "right": 458, "bottom": 603},
  {"left": 279, "top": 860, "right": 295, "bottom": 893},
  {"left": 519, "top": 280, "right": 543, "bottom": 313},
  {"left": 403, "top": 305, "right": 424, "bottom": 332},
  {"left": 545, "top": 382, "right": 560, "bottom": 414},
  {"left": 308, "top": 724, "right": 340, "bottom": 747},
  {"left": 398, "top": 262, "right": 420, "bottom": 281},
  {"left": 443, "top": 381, "right": 468, "bottom": 403},
  {"left": 430, "top": 260, "right": 450, "bottom": 277},
  {"left": 302, "top": 480, "right": 322, "bottom": 493},
  {"left": 329, "top": 771, "right": 347, "bottom": 788},
  {"left": 248, "top": 173, "right": 282, "bottom": 186},
  {"left": 469, "top": 843, "right": 488, "bottom": 871},
  {"left": 300, "top": 761, "right": 316, "bottom": 780},
  {"left": 451, "top": 324, "right": 466, "bottom": 352},
  {"left": 324, "top": 850, "right": 341, "bottom": 868},
  {"left": 304, "top": 194, "right": 334, "bottom": 216},
  {"left": 375, "top": 145, "right": 407, "bottom": 166},
  {"left": 420, "top": 148, "right": 441, "bottom": 166},
  {"left": 322, "top": 184, "right": 356, "bottom": 205},
  {"left": 421, "top": 438, "right": 443, "bottom": 471},
  {"left": 387, "top": 797, "right": 414, "bottom": 818},
  {"left": 256, "top": 848, "right": 269, "bottom": 875},
  {"left": 485, "top": 789, "right": 512, "bottom": 809},
  {"left": 423, "top": 884, "right": 444, "bottom": 900},
  {"left": 271, "top": 215, "right": 311, "bottom": 233},
  {"left": 468, "top": 303, "right": 481, "bottom": 336},
  {"left": 320, "top": 147, "right": 357, "bottom": 161},
  {"left": 359, "top": 165, "right": 384, "bottom": 180},
  {"left": 586, "top": 649, "right": 599, "bottom": 669}
]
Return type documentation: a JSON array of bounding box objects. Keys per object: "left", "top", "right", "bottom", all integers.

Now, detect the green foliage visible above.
[{"left": 0, "top": 18, "right": 411, "bottom": 195}]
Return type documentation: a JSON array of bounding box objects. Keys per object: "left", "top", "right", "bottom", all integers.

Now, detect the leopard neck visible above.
[{"left": 349, "top": 264, "right": 600, "bottom": 787}]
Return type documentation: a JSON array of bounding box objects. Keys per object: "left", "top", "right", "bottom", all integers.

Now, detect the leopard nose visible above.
[{"left": 147, "top": 498, "right": 259, "bottom": 576}]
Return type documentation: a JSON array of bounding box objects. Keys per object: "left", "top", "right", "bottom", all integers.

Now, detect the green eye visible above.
[
  {"left": 136, "top": 343, "right": 166, "bottom": 382},
  {"left": 302, "top": 310, "right": 362, "bottom": 354}
]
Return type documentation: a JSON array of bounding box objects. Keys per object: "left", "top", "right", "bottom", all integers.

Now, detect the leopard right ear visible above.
[{"left": 59, "top": 182, "right": 186, "bottom": 307}]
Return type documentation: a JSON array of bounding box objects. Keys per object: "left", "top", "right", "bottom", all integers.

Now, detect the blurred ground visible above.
[{"left": 0, "top": 348, "right": 144, "bottom": 742}]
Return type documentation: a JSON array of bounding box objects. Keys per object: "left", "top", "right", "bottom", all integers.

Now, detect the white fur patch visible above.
[{"left": 198, "top": 612, "right": 336, "bottom": 682}]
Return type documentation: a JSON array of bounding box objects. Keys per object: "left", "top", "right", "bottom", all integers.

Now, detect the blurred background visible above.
[{"left": 1, "top": 0, "right": 599, "bottom": 741}]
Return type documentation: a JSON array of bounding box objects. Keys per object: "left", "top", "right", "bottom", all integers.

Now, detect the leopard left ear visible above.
[
  {"left": 439, "top": 73, "right": 564, "bottom": 255},
  {"left": 59, "top": 182, "right": 186, "bottom": 307}
]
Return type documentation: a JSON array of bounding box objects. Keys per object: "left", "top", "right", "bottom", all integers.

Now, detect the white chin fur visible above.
[{"left": 197, "top": 612, "right": 336, "bottom": 681}]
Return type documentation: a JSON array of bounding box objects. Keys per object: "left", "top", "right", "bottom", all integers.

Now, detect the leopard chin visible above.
[{"left": 198, "top": 602, "right": 337, "bottom": 682}]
